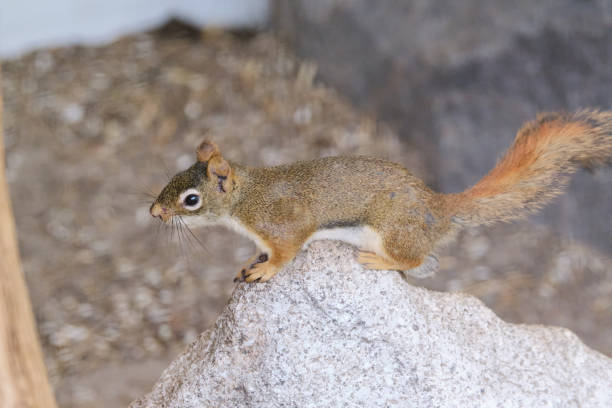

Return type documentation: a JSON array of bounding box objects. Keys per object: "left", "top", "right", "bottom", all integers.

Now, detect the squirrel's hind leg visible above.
[{"left": 358, "top": 206, "right": 440, "bottom": 278}]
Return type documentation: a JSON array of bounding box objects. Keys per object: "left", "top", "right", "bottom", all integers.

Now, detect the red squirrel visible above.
[{"left": 151, "top": 110, "right": 612, "bottom": 282}]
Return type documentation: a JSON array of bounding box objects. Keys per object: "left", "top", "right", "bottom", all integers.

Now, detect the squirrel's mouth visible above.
[{"left": 149, "top": 202, "right": 173, "bottom": 222}]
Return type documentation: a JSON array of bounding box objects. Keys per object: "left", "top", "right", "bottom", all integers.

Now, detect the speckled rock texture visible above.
[{"left": 131, "top": 241, "right": 612, "bottom": 408}]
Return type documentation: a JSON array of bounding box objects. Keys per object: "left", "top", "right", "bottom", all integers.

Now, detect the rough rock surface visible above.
[{"left": 131, "top": 241, "right": 612, "bottom": 408}]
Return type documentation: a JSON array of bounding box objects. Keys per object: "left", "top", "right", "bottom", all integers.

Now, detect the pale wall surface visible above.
[{"left": 0, "top": 0, "right": 269, "bottom": 58}]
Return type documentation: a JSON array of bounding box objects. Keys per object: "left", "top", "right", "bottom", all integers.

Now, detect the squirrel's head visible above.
[{"left": 150, "top": 140, "right": 234, "bottom": 223}]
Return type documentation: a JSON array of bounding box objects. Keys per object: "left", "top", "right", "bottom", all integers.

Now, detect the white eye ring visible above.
[{"left": 179, "top": 188, "right": 203, "bottom": 211}]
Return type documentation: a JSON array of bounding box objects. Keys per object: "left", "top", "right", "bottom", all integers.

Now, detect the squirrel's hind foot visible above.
[
  {"left": 401, "top": 254, "right": 439, "bottom": 278},
  {"left": 357, "top": 251, "right": 419, "bottom": 271},
  {"left": 358, "top": 251, "right": 438, "bottom": 278},
  {"left": 357, "top": 251, "right": 401, "bottom": 270}
]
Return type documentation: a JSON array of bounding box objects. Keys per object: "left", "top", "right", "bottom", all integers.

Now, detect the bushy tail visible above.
[{"left": 448, "top": 110, "right": 612, "bottom": 227}]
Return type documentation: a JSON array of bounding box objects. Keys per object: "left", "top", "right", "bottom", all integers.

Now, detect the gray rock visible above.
[{"left": 131, "top": 241, "right": 612, "bottom": 408}]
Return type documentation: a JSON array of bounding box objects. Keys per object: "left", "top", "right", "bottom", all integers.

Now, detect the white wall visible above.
[{"left": 0, "top": 0, "right": 270, "bottom": 58}]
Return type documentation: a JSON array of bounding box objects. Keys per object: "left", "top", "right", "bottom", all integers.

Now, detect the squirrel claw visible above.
[
  {"left": 241, "top": 260, "right": 279, "bottom": 283},
  {"left": 235, "top": 253, "right": 275, "bottom": 283},
  {"left": 233, "top": 268, "right": 247, "bottom": 283}
]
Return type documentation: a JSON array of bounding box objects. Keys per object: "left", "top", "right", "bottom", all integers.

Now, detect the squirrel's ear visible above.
[
  {"left": 207, "top": 155, "right": 233, "bottom": 193},
  {"left": 196, "top": 140, "right": 220, "bottom": 163}
]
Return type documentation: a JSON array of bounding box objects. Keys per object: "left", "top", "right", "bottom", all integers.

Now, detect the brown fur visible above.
[{"left": 151, "top": 110, "right": 612, "bottom": 282}]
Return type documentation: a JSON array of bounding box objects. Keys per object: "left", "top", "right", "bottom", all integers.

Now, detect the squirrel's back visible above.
[{"left": 236, "top": 155, "right": 435, "bottom": 228}]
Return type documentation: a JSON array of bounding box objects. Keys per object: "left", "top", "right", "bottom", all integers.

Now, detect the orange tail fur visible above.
[{"left": 448, "top": 110, "right": 612, "bottom": 226}]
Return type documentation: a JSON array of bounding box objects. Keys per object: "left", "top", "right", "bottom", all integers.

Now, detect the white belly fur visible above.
[
  {"left": 305, "top": 226, "right": 384, "bottom": 253},
  {"left": 182, "top": 216, "right": 437, "bottom": 276},
  {"left": 183, "top": 215, "right": 383, "bottom": 254}
]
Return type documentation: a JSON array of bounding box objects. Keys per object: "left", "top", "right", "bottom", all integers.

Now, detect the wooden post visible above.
[{"left": 0, "top": 67, "right": 59, "bottom": 407}]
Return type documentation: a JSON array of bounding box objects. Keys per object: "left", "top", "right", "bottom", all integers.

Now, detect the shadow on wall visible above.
[{"left": 273, "top": 0, "right": 612, "bottom": 254}]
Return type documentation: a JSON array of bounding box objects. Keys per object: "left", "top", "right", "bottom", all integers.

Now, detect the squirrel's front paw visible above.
[
  {"left": 244, "top": 261, "right": 279, "bottom": 283},
  {"left": 234, "top": 253, "right": 278, "bottom": 283}
]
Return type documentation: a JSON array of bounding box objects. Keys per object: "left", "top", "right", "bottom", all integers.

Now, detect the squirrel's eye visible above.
[
  {"left": 179, "top": 189, "right": 202, "bottom": 211},
  {"left": 184, "top": 194, "right": 199, "bottom": 207}
]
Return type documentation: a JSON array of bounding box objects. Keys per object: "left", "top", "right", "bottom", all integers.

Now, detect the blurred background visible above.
[{"left": 1, "top": 0, "right": 612, "bottom": 406}]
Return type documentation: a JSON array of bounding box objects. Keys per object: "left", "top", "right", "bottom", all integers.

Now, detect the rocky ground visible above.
[
  {"left": 132, "top": 241, "right": 612, "bottom": 408},
  {"left": 2, "top": 24, "right": 611, "bottom": 407}
]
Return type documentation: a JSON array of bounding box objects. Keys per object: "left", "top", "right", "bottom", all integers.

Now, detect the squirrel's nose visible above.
[{"left": 150, "top": 203, "right": 172, "bottom": 222}]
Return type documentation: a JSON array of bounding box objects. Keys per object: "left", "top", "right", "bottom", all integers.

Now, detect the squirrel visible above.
[{"left": 150, "top": 110, "right": 612, "bottom": 283}]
